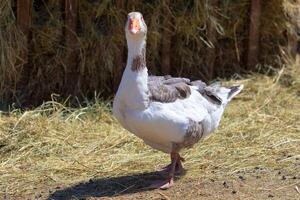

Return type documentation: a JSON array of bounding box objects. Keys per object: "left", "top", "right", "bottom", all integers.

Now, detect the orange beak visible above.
[{"left": 128, "top": 18, "right": 141, "bottom": 34}]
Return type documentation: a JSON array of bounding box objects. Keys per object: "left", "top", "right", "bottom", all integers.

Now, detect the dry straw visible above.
[
  {"left": 0, "top": 0, "right": 25, "bottom": 104},
  {"left": 0, "top": 0, "right": 299, "bottom": 198},
  {"left": 0, "top": 62, "right": 299, "bottom": 197},
  {"left": 0, "top": 0, "right": 298, "bottom": 105}
]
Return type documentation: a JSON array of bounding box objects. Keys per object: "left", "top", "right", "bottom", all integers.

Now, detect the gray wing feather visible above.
[
  {"left": 148, "top": 75, "right": 192, "bottom": 103},
  {"left": 147, "top": 75, "right": 222, "bottom": 105}
]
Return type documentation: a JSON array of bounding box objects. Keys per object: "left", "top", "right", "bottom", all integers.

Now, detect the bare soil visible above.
[{"left": 5, "top": 169, "right": 299, "bottom": 200}]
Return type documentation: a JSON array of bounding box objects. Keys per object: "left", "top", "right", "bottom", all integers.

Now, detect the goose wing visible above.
[
  {"left": 148, "top": 75, "right": 192, "bottom": 103},
  {"left": 148, "top": 75, "right": 222, "bottom": 105}
]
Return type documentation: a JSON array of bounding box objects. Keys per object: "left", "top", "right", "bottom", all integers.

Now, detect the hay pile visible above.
[
  {"left": 0, "top": 63, "right": 299, "bottom": 197},
  {"left": 0, "top": 0, "right": 25, "bottom": 107},
  {"left": 0, "top": 0, "right": 298, "bottom": 105}
]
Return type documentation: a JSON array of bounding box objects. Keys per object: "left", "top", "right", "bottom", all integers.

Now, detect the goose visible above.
[{"left": 113, "top": 12, "right": 244, "bottom": 189}]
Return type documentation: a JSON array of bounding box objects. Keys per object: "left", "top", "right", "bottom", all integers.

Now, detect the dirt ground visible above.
[
  {"left": 102, "top": 175, "right": 300, "bottom": 200},
  {"left": 4, "top": 169, "right": 299, "bottom": 200}
]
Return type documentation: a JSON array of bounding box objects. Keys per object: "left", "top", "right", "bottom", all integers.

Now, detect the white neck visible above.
[
  {"left": 116, "top": 36, "right": 149, "bottom": 110},
  {"left": 127, "top": 38, "right": 146, "bottom": 60}
]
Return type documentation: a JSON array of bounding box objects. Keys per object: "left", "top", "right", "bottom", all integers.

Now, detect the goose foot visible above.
[{"left": 148, "top": 178, "right": 174, "bottom": 190}]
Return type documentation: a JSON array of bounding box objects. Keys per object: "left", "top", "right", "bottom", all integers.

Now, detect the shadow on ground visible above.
[{"left": 47, "top": 171, "right": 185, "bottom": 200}]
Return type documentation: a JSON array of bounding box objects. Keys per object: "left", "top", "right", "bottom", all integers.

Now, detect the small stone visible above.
[
  {"left": 278, "top": 171, "right": 281, "bottom": 175},
  {"left": 239, "top": 175, "right": 245, "bottom": 181},
  {"left": 232, "top": 190, "right": 237, "bottom": 194},
  {"left": 223, "top": 181, "right": 229, "bottom": 188},
  {"left": 292, "top": 176, "right": 297, "bottom": 179},
  {"left": 254, "top": 166, "right": 259, "bottom": 170},
  {"left": 210, "top": 179, "right": 215, "bottom": 182},
  {"left": 283, "top": 152, "right": 287, "bottom": 157},
  {"left": 268, "top": 194, "right": 274, "bottom": 198},
  {"left": 281, "top": 175, "right": 286, "bottom": 180}
]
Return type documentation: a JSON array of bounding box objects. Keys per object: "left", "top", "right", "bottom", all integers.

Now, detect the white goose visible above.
[{"left": 113, "top": 12, "right": 244, "bottom": 189}]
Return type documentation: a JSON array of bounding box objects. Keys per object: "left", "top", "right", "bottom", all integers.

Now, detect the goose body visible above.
[
  {"left": 113, "top": 12, "right": 243, "bottom": 189},
  {"left": 115, "top": 87, "right": 219, "bottom": 153}
]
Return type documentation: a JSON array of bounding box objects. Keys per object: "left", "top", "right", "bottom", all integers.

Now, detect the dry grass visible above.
[
  {"left": 0, "top": 66, "right": 299, "bottom": 198},
  {"left": 0, "top": 0, "right": 25, "bottom": 104},
  {"left": 0, "top": 0, "right": 298, "bottom": 104}
]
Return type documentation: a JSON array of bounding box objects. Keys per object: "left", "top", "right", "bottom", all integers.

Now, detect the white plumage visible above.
[{"left": 113, "top": 12, "right": 243, "bottom": 189}]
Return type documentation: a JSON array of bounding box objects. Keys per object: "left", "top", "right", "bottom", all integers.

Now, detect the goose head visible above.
[{"left": 125, "top": 12, "right": 147, "bottom": 41}]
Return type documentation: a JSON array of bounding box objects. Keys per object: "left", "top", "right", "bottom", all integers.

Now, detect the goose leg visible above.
[
  {"left": 176, "top": 154, "right": 185, "bottom": 174},
  {"left": 156, "top": 153, "right": 185, "bottom": 175},
  {"left": 149, "top": 152, "right": 179, "bottom": 189},
  {"left": 159, "top": 152, "right": 177, "bottom": 189}
]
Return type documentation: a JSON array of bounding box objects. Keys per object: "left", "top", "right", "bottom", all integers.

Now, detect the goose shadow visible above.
[{"left": 47, "top": 170, "right": 185, "bottom": 200}]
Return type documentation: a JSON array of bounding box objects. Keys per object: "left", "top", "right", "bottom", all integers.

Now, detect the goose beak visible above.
[{"left": 128, "top": 18, "right": 141, "bottom": 34}]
